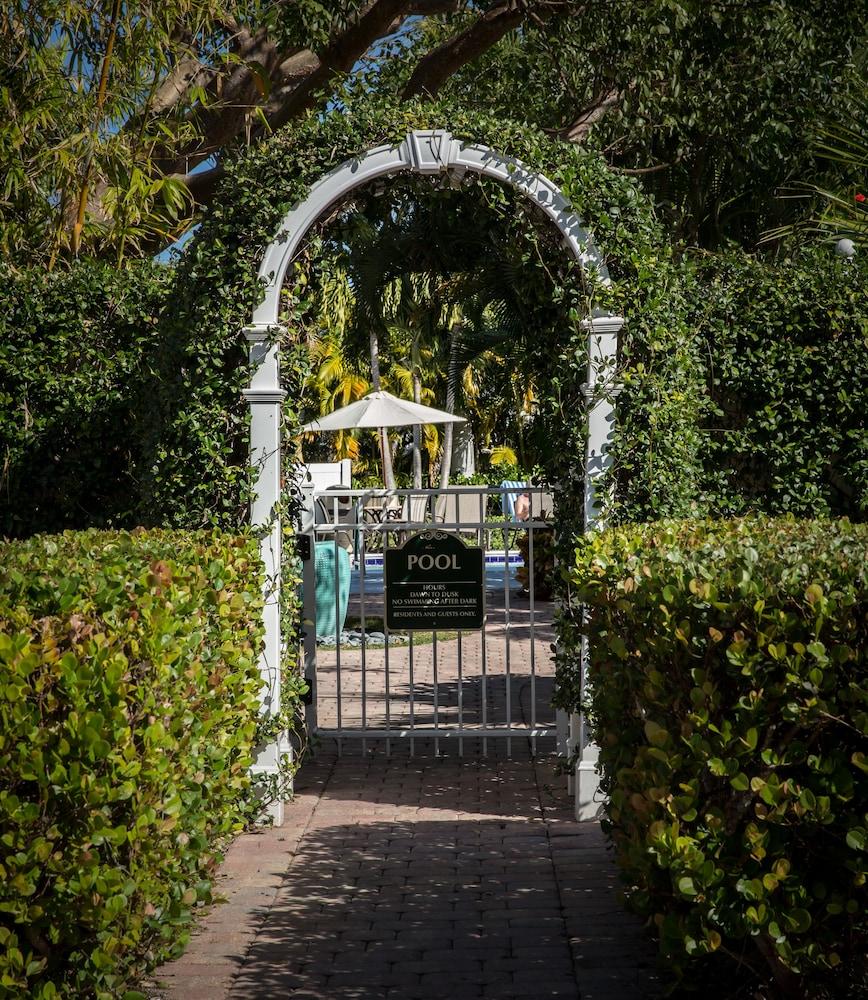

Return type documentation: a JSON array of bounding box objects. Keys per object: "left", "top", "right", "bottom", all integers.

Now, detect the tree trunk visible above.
[
  {"left": 412, "top": 370, "right": 423, "bottom": 488},
  {"left": 439, "top": 325, "right": 459, "bottom": 488},
  {"left": 369, "top": 328, "right": 396, "bottom": 489}
]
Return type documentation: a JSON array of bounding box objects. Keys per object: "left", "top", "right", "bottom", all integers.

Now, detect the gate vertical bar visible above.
[
  {"left": 528, "top": 519, "right": 536, "bottom": 757},
  {"left": 480, "top": 492, "right": 488, "bottom": 757},
  {"left": 457, "top": 632, "right": 464, "bottom": 758},
  {"left": 242, "top": 323, "right": 288, "bottom": 825},
  {"left": 333, "top": 499, "right": 342, "bottom": 756},
  {"left": 383, "top": 525, "right": 392, "bottom": 757},
  {"left": 408, "top": 631, "right": 415, "bottom": 756},
  {"left": 360, "top": 520, "right": 367, "bottom": 755},
  {"left": 481, "top": 501, "right": 489, "bottom": 758},
  {"left": 503, "top": 507, "right": 512, "bottom": 759},
  {"left": 432, "top": 631, "right": 439, "bottom": 756}
]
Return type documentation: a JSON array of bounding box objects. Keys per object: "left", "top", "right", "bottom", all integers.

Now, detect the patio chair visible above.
[
  {"left": 398, "top": 492, "right": 431, "bottom": 543},
  {"left": 434, "top": 489, "right": 487, "bottom": 545},
  {"left": 499, "top": 480, "right": 527, "bottom": 520}
]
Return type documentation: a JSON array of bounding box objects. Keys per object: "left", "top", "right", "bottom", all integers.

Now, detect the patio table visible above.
[{"left": 361, "top": 499, "right": 403, "bottom": 523}]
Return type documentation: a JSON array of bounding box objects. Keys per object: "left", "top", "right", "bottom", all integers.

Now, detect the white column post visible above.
[
  {"left": 242, "top": 324, "right": 288, "bottom": 825},
  {"left": 573, "top": 312, "right": 624, "bottom": 822}
]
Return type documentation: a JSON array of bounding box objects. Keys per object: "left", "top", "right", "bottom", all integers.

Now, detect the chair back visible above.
[
  {"left": 456, "top": 490, "right": 486, "bottom": 524},
  {"left": 434, "top": 491, "right": 485, "bottom": 527},
  {"left": 316, "top": 485, "right": 357, "bottom": 555},
  {"left": 434, "top": 493, "right": 455, "bottom": 524},
  {"left": 529, "top": 490, "right": 554, "bottom": 519},
  {"left": 402, "top": 493, "right": 430, "bottom": 525}
]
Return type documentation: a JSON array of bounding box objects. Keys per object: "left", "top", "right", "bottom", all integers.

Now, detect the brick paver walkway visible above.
[{"left": 147, "top": 751, "right": 661, "bottom": 1000}]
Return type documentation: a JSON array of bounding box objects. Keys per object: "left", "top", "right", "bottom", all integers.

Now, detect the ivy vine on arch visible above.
[
  {"left": 155, "top": 98, "right": 702, "bottom": 532},
  {"left": 151, "top": 99, "right": 706, "bottom": 808}
]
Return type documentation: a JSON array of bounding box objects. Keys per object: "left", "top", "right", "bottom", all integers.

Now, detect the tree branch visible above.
[
  {"left": 610, "top": 159, "right": 678, "bottom": 176},
  {"left": 554, "top": 86, "right": 621, "bottom": 142},
  {"left": 138, "top": 0, "right": 573, "bottom": 216},
  {"left": 408, "top": 0, "right": 463, "bottom": 12},
  {"left": 135, "top": 2, "right": 424, "bottom": 204},
  {"left": 174, "top": 163, "right": 226, "bottom": 205},
  {"left": 402, "top": 1, "right": 529, "bottom": 100},
  {"left": 148, "top": 52, "right": 213, "bottom": 117},
  {"left": 265, "top": 0, "right": 412, "bottom": 132}
]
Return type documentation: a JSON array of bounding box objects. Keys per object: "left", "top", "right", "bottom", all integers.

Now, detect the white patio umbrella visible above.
[{"left": 300, "top": 390, "right": 466, "bottom": 432}]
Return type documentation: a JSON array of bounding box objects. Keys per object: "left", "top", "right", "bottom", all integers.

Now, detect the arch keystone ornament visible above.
[{"left": 244, "top": 129, "right": 623, "bottom": 824}]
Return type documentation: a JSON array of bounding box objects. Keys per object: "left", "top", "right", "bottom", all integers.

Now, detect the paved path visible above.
[
  {"left": 147, "top": 752, "right": 661, "bottom": 1000},
  {"left": 313, "top": 598, "right": 557, "bottom": 741}
]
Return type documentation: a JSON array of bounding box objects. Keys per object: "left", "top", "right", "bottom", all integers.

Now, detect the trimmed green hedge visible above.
[
  {"left": 567, "top": 517, "right": 867, "bottom": 996},
  {"left": 0, "top": 530, "right": 265, "bottom": 999}
]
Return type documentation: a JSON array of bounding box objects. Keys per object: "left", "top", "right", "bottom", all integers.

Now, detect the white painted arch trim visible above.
[
  {"left": 245, "top": 129, "right": 624, "bottom": 824},
  {"left": 252, "top": 129, "right": 613, "bottom": 327}
]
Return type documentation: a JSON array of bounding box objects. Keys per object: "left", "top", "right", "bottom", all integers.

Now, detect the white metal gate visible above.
[{"left": 299, "top": 485, "right": 566, "bottom": 756}]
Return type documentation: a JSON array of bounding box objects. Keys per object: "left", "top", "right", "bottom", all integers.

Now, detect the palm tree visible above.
[
  {"left": 302, "top": 175, "right": 566, "bottom": 486},
  {"left": 304, "top": 331, "right": 370, "bottom": 461},
  {"left": 303, "top": 218, "right": 400, "bottom": 487}
]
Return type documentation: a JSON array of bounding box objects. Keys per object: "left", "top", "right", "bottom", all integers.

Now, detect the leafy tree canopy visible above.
[
  {"left": 1, "top": 0, "right": 863, "bottom": 265},
  {"left": 296, "top": 172, "right": 571, "bottom": 484},
  {"left": 391, "top": 0, "right": 864, "bottom": 247}
]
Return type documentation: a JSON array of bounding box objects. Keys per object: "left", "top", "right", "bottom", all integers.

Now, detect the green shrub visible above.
[
  {"left": 0, "top": 529, "right": 265, "bottom": 999},
  {"left": 0, "top": 260, "right": 171, "bottom": 538},
  {"left": 692, "top": 248, "right": 868, "bottom": 520},
  {"left": 567, "top": 517, "right": 867, "bottom": 996}
]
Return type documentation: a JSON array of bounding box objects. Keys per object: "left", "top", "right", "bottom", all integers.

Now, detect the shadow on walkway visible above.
[{"left": 148, "top": 755, "right": 662, "bottom": 1000}]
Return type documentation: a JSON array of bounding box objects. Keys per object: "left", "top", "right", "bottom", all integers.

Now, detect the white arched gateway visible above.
[{"left": 243, "top": 129, "right": 623, "bottom": 823}]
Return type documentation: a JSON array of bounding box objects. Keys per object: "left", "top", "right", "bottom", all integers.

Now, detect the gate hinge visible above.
[{"left": 297, "top": 535, "right": 311, "bottom": 561}]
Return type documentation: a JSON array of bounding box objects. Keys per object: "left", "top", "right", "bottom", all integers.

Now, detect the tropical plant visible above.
[
  {"left": 298, "top": 171, "right": 575, "bottom": 487},
  {"left": 0, "top": 1, "right": 587, "bottom": 264},
  {"left": 763, "top": 86, "right": 868, "bottom": 248},
  {"left": 0, "top": 0, "right": 214, "bottom": 266}
]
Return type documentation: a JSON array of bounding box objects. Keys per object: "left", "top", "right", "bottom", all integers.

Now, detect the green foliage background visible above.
[
  {"left": 692, "top": 248, "right": 868, "bottom": 518},
  {"left": 394, "top": 1, "right": 862, "bottom": 248},
  {"left": 2, "top": 97, "right": 698, "bottom": 536},
  {"left": 0, "top": 262, "right": 172, "bottom": 537},
  {"left": 2, "top": 97, "right": 864, "bottom": 535},
  {"left": 0, "top": 529, "right": 266, "bottom": 999},
  {"left": 0, "top": 86, "right": 865, "bottom": 1000},
  {"left": 565, "top": 517, "right": 867, "bottom": 993}
]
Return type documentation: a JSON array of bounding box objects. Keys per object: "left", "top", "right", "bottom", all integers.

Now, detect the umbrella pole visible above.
[{"left": 379, "top": 425, "right": 396, "bottom": 490}]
